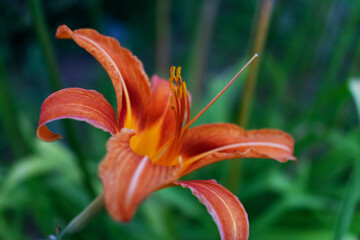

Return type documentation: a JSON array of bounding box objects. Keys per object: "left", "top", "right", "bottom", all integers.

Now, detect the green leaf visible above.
[{"left": 0, "top": 139, "right": 81, "bottom": 208}]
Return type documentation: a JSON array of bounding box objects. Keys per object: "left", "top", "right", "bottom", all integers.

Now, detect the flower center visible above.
[{"left": 131, "top": 54, "right": 258, "bottom": 167}]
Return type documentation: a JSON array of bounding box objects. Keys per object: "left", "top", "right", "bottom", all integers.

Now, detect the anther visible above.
[
  {"left": 170, "top": 66, "right": 176, "bottom": 78},
  {"left": 176, "top": 66, "right": 182, "bottom": 79},
  {"left": 182, "top": 82, "right": 188, "bottom": 97}
]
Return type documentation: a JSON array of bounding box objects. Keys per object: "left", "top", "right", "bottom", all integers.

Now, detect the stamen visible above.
[
  {"left": 176, "top": 66, "right": 182, "bottom": 78},
  {"left": 182, "top": 82, "right": 188, "bottom": 97},
  {"left": 177, "top": 84, "right": 182, "bottom": 97},
  {"left": 183, "top": 53, "right": 258, "bottom": 130},
  {"left": 153, "top": 56, "right": 257, "bottom": 166},
  {"left": 154, "top": 65, "right": 191, "bottom": 165},
  {"left": 170, "top": 66, "right": 176, "bottom": 78}
]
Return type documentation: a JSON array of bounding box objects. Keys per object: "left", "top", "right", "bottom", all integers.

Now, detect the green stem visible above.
[
  {"left": 237, "top": 0, "right": 274, "bottom": 127},
  {"left": 27, "top": 0, "right": 61, "bottom": 90},
  {"left": 228, "top": 0, "right": 274, "bottom": 193},
  {"left": 333, "top": 158, "right": 360, "bottom": 240},
  {"left": 0, "top": 44, "right": 32, "bottom": 157},
  {"left": 334, "top": 79, "right": 360, "bottom": 239},
  {"left": 27, "top": 0, "right": 96, "bottom": 197},
  {"left": 56, "top": 193, "right": 104, "bottom": 240}
]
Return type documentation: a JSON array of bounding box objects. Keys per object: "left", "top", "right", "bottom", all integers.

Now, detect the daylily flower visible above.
[{"left": 37, "top": 25, "right": 295, "bottom": 240}]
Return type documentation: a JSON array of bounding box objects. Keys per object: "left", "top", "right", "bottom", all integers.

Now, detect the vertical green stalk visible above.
[
  {"left": 334, "top": 158, "right": 360, "bottom": 240},
  {"left": 334, "top": 79, "right": 360, "bottom": 239},
  {"left": 155, "top": 0, "right": 171, "bottom": 77},
  {"left": 228, "top": 0, "right": 274, "bottom": 193},
  {"left": 0, "top": 48, "right": 32, "bottom": 157},
  {"left": 27, "top": 0, "right": 96, "bottom": 197},
  {"left": 237, "top": 0, "right": 274, "bottom": 127},
  {"left": 27, "top": 0, "right": 61, "bottom": 91},
  {"left": 188, "top": 0, "right": 219, "bottom": 106}
]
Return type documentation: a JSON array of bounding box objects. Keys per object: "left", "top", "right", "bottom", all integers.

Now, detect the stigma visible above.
[{"left": 152, "top": 54, "right": 258, "bottom": 166}]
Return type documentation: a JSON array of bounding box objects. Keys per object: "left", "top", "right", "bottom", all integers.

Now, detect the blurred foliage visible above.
[{"left": 0, "top": 0, "right": 360, "bottom": 239}]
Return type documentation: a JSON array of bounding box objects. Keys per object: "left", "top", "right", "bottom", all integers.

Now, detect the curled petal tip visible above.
[
  {"left": 56, "top": 25, "right": 73, "bottom": 39},
  {"left": 37, "top": 88, "right": 118, "bottom": 142},
  {"left": 36, "top": 126, "right": 63, "bottom": 142}
]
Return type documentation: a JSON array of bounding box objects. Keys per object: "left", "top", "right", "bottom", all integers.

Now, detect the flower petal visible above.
[
  {"left": 180, "top": 123, "right": 295, "bottom": 176},
  {"left": 128, "top": 76, "right": 176, "bottom": 157},
  {"left": 175, "top": 180, "right": 249, "bottom": 240},
  {"left": 98, "top": 128, "right": 180, "bottom": 222},
  {"left": 56, "top": 25, "right": 151, "bottom": 129},
  {"left": 37, "top": 88, "right": 118, "bottom": 142},
  {"left": 146, "top": 76, "right": 176, "bottom": 146}
]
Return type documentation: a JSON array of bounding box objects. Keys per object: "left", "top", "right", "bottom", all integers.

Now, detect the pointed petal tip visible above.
[
  {"left": 56, "top": 25, "right": 73, "bottom": 39},
  {"left": 36, "top": 125, "right": 63, "bottom": 142}
]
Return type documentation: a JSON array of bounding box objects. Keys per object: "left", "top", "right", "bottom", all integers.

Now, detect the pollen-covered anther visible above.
[
  {"left": 176, "top": 66, "right": 182, "bottom": 79},
  {"left": 182, "top": 82, "right": 188, "bottom": 97},
  {"left": 169, "top": 66, "right": 176, "bottom": 94},
  {"left": 153, "top": 66, "right": 191, "bottom": 166}
]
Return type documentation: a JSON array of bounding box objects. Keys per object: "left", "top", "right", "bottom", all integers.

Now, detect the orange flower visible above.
[{"left": 37, "top": 25, "right": 295, "bottom": 240}]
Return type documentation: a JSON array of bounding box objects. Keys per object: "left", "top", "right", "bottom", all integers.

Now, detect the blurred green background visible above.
[{"left": 1, "top": 0, "right": 360, "bottom": 239}]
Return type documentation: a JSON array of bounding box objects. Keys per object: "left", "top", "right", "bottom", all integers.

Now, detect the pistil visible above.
[{"left": 153, "top": 54, "right": 258, "bottom": 167}]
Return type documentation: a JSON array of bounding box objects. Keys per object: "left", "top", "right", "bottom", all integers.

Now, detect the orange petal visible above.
[
  {"left": 98, "top": 128, "right": 180, "bottom": 222},
  {"left": 56, "top": 25, "right": 151, "bottom": 129},
  {"left": 128, "top": 76, "right": 176, "bottom": 157},
  {"left": 180, "top": 123, "right": 295, "bottom": 176},
  {"left": 175, "top": 180, "right": 249, "bottom": 240},
  {"left": 37, "top": 88, "right": 118, "bottom": 142}
]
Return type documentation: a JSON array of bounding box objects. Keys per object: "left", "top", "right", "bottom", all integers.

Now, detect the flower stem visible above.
[{"left": 56, "top": 193, "right": 104, "bottom": 240}]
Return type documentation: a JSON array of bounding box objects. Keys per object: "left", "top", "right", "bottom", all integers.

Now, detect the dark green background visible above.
[{"left": 0, "top": 0, "right": 359, "bottom": 239}]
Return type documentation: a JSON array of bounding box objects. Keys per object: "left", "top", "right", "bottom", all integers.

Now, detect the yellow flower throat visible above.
[{"left": 130, "top": 66, "right": 191, "bottom": 166}]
